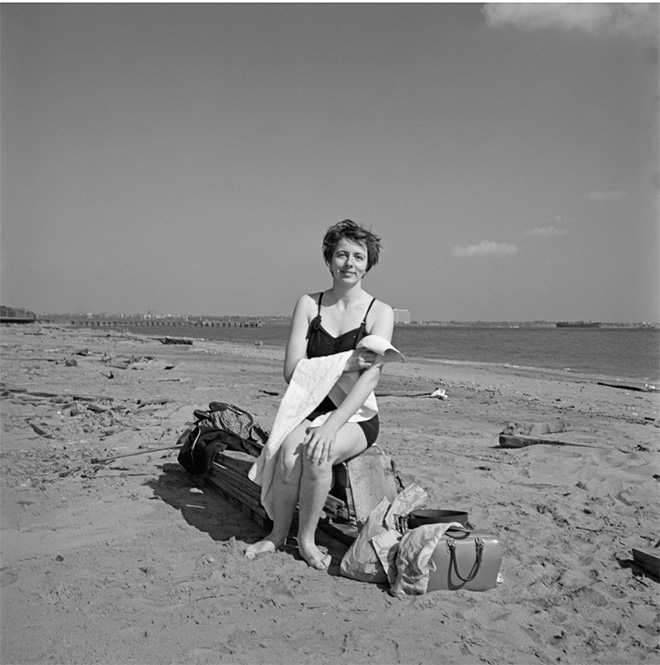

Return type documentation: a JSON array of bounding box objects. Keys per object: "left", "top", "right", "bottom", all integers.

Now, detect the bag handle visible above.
[{"left": 447, "top": 536, "right": 484, "bottom": 585}]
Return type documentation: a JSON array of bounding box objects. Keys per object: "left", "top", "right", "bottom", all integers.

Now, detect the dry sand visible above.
[{"left": 1, "top": 323, "right": 658, "bottom": 665}]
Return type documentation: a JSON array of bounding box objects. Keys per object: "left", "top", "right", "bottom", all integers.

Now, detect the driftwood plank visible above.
[
  {"left": 632, "top": 548, "right": 660, "bottom": 578},
  {"left": 206, "top": 444, "right": 397, "bottom": 534},
  {"left": 210, "top": 461, "right": 261, "bottom": 492},
  {"left": 345, "top": 447, "right": 399, "bottom": 527},
  {"left": 205, "top": 474, "right": 267, "bottom": 516},
  {"left": 318, "top": 520, "right": 358, "bottom": 546},
  {"left": 215, "top": 450, "right": 257, "bottom": 475},
  {"left": 499, "top": 421, "right": 577, "bottom": 448},
  {"left": 499, "top": 435, "right": 573, "bottom": 448},
  {"left": 598, "top": 381, "right": 659, "bottom": 393},
  {"left": 210, "top": 460, "right": 348, "bottom": 519},
  {"left": 211, "top": 470, "right": 262, "bottom": 502}
]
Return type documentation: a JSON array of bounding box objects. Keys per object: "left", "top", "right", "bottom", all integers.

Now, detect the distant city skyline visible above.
[{"left": 2, "top": 4, "right": 658, "bottom": 322}]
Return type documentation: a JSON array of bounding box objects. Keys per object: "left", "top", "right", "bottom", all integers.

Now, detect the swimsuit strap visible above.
[
  {"left": 317, "top": 292, "right": 375, "bottom": 323},
  {"left": 360, "top": 298, "right": 376, "bottom": 327},
  {"left": 308, "top": 293, "right": 376, "bottom": 338}
]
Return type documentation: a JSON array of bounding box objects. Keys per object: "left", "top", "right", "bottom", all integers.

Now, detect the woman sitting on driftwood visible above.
[{"left": 246, "top": 220, "right": 395, "bottom": 570}]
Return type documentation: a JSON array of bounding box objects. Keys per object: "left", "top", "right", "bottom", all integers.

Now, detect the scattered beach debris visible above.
[
  {"left": 632, "top": 547, "right": 660, "bottom": 580},
  {"left": 101, "top": 354, "right": 157, "bottom": 370},
  {"left": 375, "top": 387, "right": 449, "bottom": 399},
  {"left": 498, "top": 421, "right": 575, "bottom": 448},
  {"left": 597, "top": 380, "right": 659, "bottom": 393},
  {"left": 28, "top": 421, "right": 54, "bottom": 438},
  {"left": 158, "top": 336, "right": 193, "bottom": 345},
  {"left": 90, "top": 444, "right": 182, "bottom": 465}
]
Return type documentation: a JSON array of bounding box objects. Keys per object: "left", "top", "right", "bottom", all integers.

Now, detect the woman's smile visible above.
[{"left": 331, "top": 239, "right": 368, "bottom": 281}]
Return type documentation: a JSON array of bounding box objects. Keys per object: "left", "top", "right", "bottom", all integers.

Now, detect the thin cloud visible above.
[
  {"left": 483, "top": 3, "right": 658, "bottom": 41},
  {"left": 584, "top": 190, "right": 627, "bottom": 201},
  {"left": 525, "top": 226, "right": 570, "bottom": 236},
  {"left": 453, "top": 240, "right": 519, "bottom": 258}
]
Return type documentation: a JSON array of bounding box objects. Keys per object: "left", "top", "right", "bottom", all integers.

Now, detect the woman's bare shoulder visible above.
[
  {"left": 298, "top": 291, "right": 321, "bottom": 309},
  {"left": 365, "top": 298, "right": 394, "bottom": 336},
  {"left": 292, "top": 292, "right": 321, "bottom": 319},
  {"left": 370, "top": 298, "right": 394, "bottom": 319}
]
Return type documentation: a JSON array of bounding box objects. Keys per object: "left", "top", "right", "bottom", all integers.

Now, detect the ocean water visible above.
[{"left": 126, "top": 323, "right": 659, "bottom": 384}]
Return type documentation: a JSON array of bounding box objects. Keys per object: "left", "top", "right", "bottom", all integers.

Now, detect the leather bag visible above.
[
  {"left": 426, "top": 527, "right": 501, "bottom": 592},
  {"left": 177, "top": 402, "right": 270, "bottom": 475}
]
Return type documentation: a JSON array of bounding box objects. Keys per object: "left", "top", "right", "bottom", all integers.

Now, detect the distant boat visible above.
[{"left": 556, "top": 321, "right": 602, "bottom": 328}]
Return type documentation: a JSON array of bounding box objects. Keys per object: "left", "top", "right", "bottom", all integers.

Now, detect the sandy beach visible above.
[{"left": 1, "top": 323, "right": 658, "bottom": 665}]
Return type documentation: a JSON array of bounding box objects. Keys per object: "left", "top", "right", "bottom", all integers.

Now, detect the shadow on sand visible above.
[{"left": 144, "top": 462, "right": 350, "bottom": 575}]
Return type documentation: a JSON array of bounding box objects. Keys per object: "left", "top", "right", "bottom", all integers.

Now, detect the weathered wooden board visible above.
[
  {"left": 318, "top": 519, "right": 358, "bottom": 546},
  {"left": 210, "top": 468, "right": 262, "bottom": 502},
  {"left": 205, "top": 444, "right": 399, "bottom": 540},
  {"left": 208, "top": 452, "right": 349, "bottom": 523},
  {"left": 216, "top": 450, "right": 256, "bottom": 475},
  {"left": 205, "top": 473, "right": 269, "bottom": 519},
  {"left": 632, "top": 548, "right": 660, "bottom": 578},
  {"left": 498, "top": 421, "right": 588, "bottom": 448},
  {"left": 498, "top": 433, "right": 599, "bottom": 449},
  {"left": 345, "top": 447, "right": 399, "bottom": 527},
  {"left": 598, "top": 381, "right": 659, "bottom": 393}
]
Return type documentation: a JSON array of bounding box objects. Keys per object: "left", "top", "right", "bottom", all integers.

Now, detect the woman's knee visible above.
[
  {"left": 275, "top": 428, "right": 306, "bottom": 482},
  {"left": 301, "top": 453, "right": 333, "bottom": 481}
]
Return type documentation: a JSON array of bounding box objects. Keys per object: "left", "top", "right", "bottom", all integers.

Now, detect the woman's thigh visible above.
[
  {"left": 282, "top": 420, "right": 367, "bottom": 470},
  {"left": 327, "top": 422, "right": 368, "bottom": 465}
]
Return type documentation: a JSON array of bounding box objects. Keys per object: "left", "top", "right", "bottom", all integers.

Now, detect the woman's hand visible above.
[
  {"left": 343, "top": 349, "right": 379, "bottom": 374},
  {"left": 304, "top": 422, "right": 339, "bottom": 465}
]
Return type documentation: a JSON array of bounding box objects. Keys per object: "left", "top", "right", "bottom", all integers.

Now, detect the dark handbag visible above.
[
  {"left": 176, "top": 426, "right": 234, "bottom": 475},
  {"left": 194, "top": 402, "right": 269, "bottom": 458},
  {"left": 426, "top": 527, "right": 502, "bottom": 592},
  {"left": 177, "top": 402, "right": 270, "bottom": 474}
]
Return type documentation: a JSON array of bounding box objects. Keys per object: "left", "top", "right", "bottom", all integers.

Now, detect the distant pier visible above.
[{"left": 39, "top": 318, "right": 263, "bottom": 329}]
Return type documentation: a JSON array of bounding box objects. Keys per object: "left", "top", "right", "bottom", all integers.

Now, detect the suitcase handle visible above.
[{"left": 446, "top": 536, "right": 484, "bottom": 584}]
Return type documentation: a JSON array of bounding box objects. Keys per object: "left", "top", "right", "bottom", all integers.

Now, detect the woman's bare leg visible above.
[
  {"left": 245, "top": 425, "right": 307, "bottom": 559},
  {"left": 296, "top": 423, "right": 367, "bottom": 569}
]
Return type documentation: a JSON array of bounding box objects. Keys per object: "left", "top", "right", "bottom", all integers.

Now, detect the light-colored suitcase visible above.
[{"left": 427, "top": 528, "right": 502, "bottom": 592}]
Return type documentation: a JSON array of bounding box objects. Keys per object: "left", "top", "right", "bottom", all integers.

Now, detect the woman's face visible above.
[{"left": 330, "top": 238, "right": 369, "bottom": 284}]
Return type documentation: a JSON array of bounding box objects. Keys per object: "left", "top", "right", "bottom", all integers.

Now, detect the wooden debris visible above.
[
  {"left": 29, "top": 422, "right": 53, "bottom": 438},
  {"left": 499, "top": 421, "right": 576, "bottom": 448},
  {"left": 203, "top": 446, "right": 399, "bottom": 544},
  {"left": 158, "top": 337, "right": 193, "bottom": 345},
  {"left": 341, "top": 446, "right": 399, "bottom": 527},
  {"left": 632, "top": 548, "right": 660, "bottom": 579},
  {"left": 204, "top": 452, "right": 272, "bottom": 529},
  {"left": 2, "top": 386, "right": 114, "bottom": 403},
  {"left": 598, "top": 381, "right": 659, "bottom": 393},
  {"left": 136, "top": 398, "right": 171, "bottom": 407}
]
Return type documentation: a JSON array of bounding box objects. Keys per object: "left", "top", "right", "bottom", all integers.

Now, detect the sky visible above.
[{"left": 2, "top": 2, "right": 658, "bottom": 322}]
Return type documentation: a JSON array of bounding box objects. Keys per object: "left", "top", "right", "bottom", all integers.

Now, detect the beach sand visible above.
[{"left": 1, "top": 324, "right": 658, "bottom": 664}]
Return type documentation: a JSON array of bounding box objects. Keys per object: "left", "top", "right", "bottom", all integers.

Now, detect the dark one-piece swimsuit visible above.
[{"left": 305, "top": 292, "right": 379, "bottom": 447}]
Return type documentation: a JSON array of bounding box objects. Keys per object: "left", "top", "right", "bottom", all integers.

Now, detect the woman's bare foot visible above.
[
  {"left": 245, "top": 536, "right": 282, "bottom": 560},
  {"left": 298, "top": 542, "right": 331, "bottom": 570}
]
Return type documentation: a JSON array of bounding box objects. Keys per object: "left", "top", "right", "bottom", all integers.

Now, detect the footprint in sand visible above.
[{"left": 0, "top": 566, "right": 18, "bottom": 587}]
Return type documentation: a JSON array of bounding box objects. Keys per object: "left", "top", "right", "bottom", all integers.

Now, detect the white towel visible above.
[{"left": 248, "top": 335, "right": 403, "bottom": 519}]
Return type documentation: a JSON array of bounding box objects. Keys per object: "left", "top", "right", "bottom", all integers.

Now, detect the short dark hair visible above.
[{"left": 322, "top": 220, "right": 382, "bottom": 271}]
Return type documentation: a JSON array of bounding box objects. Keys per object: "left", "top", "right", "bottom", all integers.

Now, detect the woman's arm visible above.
[{"left": 283, "top": 294, "right": 314, "bottom": 384}]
